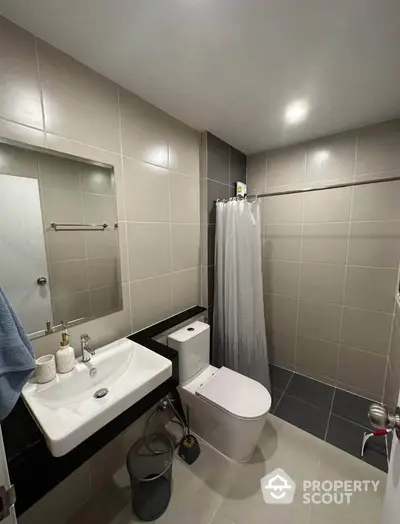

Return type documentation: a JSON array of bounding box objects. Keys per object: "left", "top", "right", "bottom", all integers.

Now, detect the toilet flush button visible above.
[{"left": 187, "top": 327, "right": 195, "bottom": 331}]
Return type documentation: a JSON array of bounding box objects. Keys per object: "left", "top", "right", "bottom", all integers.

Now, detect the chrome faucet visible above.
[{"left": 80, "top": 334, "right": 95, "bottom": 363}]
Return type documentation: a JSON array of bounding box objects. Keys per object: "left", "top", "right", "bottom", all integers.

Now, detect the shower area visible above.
[{"left": 201, "top": 119, "right": 400, "bottom": 473}]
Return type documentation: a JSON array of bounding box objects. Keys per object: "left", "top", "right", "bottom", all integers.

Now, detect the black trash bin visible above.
[{"left": 126, "top": 433, "right": 174, "bottom": 522}]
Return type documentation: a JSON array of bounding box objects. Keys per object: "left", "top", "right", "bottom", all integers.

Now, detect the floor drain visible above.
[{"left": 94, "top": 388, "right": 108, "bottom": 399}]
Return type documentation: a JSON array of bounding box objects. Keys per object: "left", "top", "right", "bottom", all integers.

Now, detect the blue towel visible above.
[{"left": 0, "top": 288, "right": 35, "bottom": 420}]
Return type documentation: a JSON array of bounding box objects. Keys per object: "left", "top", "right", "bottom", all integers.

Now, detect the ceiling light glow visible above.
[
  {"left": 284, "top": 100, "right": 308, "bottom": 125},
  {"left": 314, "top": 150, "right": 330, "bottom": 165}
]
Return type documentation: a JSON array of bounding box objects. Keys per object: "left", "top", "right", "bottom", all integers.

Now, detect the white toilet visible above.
[{"left": 168, "top": 320, "right": 271, "bottom": 462}]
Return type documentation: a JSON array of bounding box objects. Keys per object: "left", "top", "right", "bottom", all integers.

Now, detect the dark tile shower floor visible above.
[{"left": 270, "top": 365, "right": 389, "bottom": 473}]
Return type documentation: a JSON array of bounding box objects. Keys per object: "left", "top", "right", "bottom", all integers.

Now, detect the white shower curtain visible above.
[{"left": 213, "top": 199, "right": 270, "bottom": 391}]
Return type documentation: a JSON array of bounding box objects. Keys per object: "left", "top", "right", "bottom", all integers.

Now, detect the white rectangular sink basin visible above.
[{"left": 22, "top": 338, "right": 172, "bottom": 457}]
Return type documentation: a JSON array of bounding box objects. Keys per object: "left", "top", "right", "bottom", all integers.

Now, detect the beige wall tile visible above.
[
  {"left": 0, "top": 142, "right": 38, "bottom": 178},
  {"left": 172, "top": 268, "right": 200, "bottom": 313},
  {"left": 264, "top": 294, "right": 298, "bottom": 336},
  {"left": 341, "top": 307, "right": 392, "bottom": 356},
  {"left": 0, "top": 117, "right": 45, "bottom": 147},
  {"left": 267, "top": 330, "right": 296, "bottom": 369},
  {"left": 389, "top": 320, "right": 400, "bottom": 387},
  {"left": 263, "top": 224, "right": 302, "bottom": 261},
  {"left": 303, "top": 186, "right": 352, "bottom": 223},
  {"left": 169, "top": 117, "right": 200, "bottom": 177},
  {"left": 117, "top": 222, "right": 129, "bottom": 283},
  {"left": 298, "top": 300, "right": 342, "bottom": 342},
  {"left": 347, "top": 220, "right": 400, "bottom": 269},
  {"left": 50, "top": 259, "right": 89, "bottom": 298},
  {"left": 352, "top": 180, "right": 400, "bottom": 221},
  {"left": 337, "top": 346, "right": 386, "bottom": 400},
  {"left": 127, "top": 222, "right": 171, "bottom": 280},
  {"left": 299, "top": 263, "right": 345, "bottom": 305},
  {"left": 80, "top": 164, "right": 115, "bottom": 195},
  {"left": 171, "top": 224, "right": 201, "bottom": 271},
  {"left": 38, "top": 154, "right": 81, "bottom": 190},
  {"left": 200, "top": 265, "right": 208, "bottom": 308},
  {"left": 130, "top": 274, "right": 173, "bottom": 332},
  {"left": 301, "top": 223, "right": 349, "bottom": 265},
  {"left": 63, "top": 283, "right": 131, "bottom": 353},
  {"left": 246, "top": 152, "right": 267, "bottom": 194},
  {"left": 41, "top": 186, "right": 83, "bottom": 225},
  {"left": 120, "top": 88, "right": 169, "bottom": 168},
  {"left": 39, "top": 40, "right": 119, "bottom": 152},
  {"left": 266, "top": 146, "right": 306, "bottom": 188},
  {"left": 123, "top": 157, "right": 170, "bottom": 222},
  {"left": 296, "top": 335, "right": 338, "bottom": 380},
  {"left": 170, "top": 172, "right": 200, "bottom": 223},
  {"left": 90, "top": 286, "right": 121, "bottom": 318},
  {"left": 82, "top": 193, "right": 117, "bottom": 225},
  {"left": 356, "top": 120, "right": 400, "bottom": 175},
  {"left": 45, "top": 230, "right": 86, "bottom": 263},
  {"left": 19, "top": 463, "right": 91, "bottom": 524},
  {"left": 0, "top": 18, "right": 43, "bottom": 129},
  {"left": 88, "top": 257, "right": 119, "bottom": 289},
  {"left": 261, "top": 193, "right": 302, "bottom": 224},
  {"left": 343, "top": 266, "right": 397, "bottom": 313},
  {"left": 263, "top": 260, "right": 300, "bottom": 298},
  {"left": 85, "top": 229, "right": 118, "bottom": 260},
  {"left": 53, "top": 290, "right": 91, "bottom": 326},
  {"left": 45, "top": 133, "right": 120, "bottom": 168},
  {"left": 306, "top": 133, "right": 356, "bottom": 182}
]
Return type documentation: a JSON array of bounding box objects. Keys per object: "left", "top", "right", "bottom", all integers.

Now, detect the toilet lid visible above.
[{"left": 195, "top": 367, "right": 271, "bottom": 419}]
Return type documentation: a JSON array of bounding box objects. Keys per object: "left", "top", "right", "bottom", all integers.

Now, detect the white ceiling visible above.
[{"left": 1, "top": 0, "right": 400, "bottom": 154}]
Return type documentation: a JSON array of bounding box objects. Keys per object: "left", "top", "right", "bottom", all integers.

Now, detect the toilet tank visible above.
[{"left": 167, "top": 321, "right": 210, "bottom": 385}]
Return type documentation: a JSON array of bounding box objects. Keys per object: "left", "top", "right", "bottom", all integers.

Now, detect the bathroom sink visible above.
[{"left": 22, "top": 338, "right": 172, "bottom": 457}]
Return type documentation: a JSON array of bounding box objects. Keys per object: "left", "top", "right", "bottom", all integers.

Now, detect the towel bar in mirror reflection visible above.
[{"left": 50, "top": 222, "right": 108, "bottom": 231}]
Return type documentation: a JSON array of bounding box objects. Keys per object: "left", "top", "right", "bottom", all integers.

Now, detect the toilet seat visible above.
[{"left": 195, "top": 366, "right": 271, "bottom": 420}]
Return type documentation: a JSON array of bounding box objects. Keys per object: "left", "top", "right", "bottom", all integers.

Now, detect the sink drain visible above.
[{"left": 94, "top": 388, "right": 108, "bottom": 399}]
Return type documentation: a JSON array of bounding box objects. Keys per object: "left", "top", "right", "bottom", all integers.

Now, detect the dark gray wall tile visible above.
[
  {"left": 229, "top": 146, "right": 246, "bottom": 186},
  {"left": 207, "top": 132, "right": 230, "bottom": 185}
]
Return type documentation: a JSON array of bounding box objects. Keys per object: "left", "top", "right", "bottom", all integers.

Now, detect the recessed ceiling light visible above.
[{"left": 284, "top": 100, "right": 308, "bottom": 125}]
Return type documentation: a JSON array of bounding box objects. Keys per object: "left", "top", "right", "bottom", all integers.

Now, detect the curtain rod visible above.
[{"left": 245, "top": 173, "right": 400, "bottom": 199}]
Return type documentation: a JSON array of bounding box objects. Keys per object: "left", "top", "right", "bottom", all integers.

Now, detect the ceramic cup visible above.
[{"left": 35, "top": 354, "right": 57, "bottom": 384}]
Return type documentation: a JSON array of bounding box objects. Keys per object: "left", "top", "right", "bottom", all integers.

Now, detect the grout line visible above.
[
  {"left": 117, "top": 87, "right": 133, "bottom": 333},
  {"left": 34, "top": 36, "right": 47, "bottom": 147},
  {"left": 168, "top": 163, "right": 175, "bottom": 312},
  {"left": 205, "top": 176, "right": 233, "bottom": 188},
  {"left": 263, "top": 257, "right": 400, "bottom": 272},
  {"left": 264, "top": 218, "right": 400, "bottom": 227},
  {"left": 331, "top": 412, "right": 373, "bottom": 432},
  {"left": 263, "top": 292, "right": 395, "bottom": 317},
  {"left": 293, "top": 154, "right": 306, "bottom": 372},
  {"left": 228, "top": 145, "right": 231, "bottom": 186},
  {"left": 336, "top": 135, "right": 358, "bottom": 386},
  {"left": 384, "top": 271, "right": 400, "bottom": 403},
  {"left": 324, "top": 388, "right": 336, "bottom": 440},
  {"left": 273, "top": 370, "right": 294, "bottom": 412}
]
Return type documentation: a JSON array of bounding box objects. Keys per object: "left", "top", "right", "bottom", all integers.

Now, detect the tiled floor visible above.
[
  {"left": 270, "top": 365, "right": 389, "bottom": 473},
  {"left": 67, "top": 415, "right": 386, "bottom": 524}
]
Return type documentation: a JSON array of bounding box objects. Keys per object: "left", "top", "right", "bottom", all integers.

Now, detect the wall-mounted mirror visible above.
[{"left": 0, "top": 141, "right": 122, "bottom": 339}]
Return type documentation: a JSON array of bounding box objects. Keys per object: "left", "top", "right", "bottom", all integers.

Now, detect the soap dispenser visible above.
[{"left": 56, "top": 330, "right": 75, "bottom": 374}]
